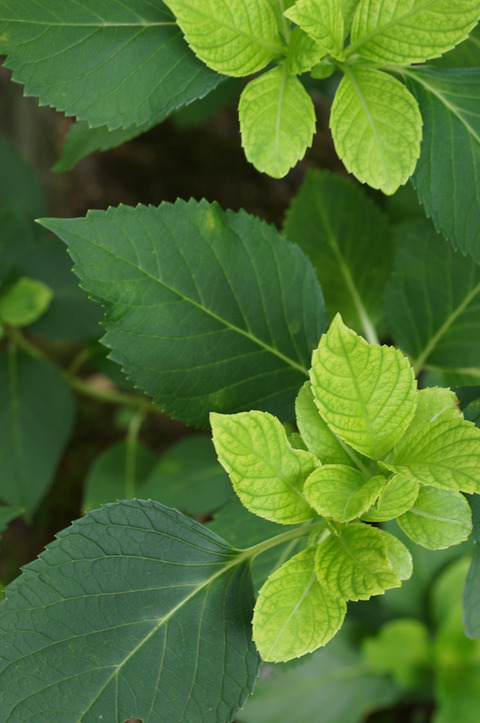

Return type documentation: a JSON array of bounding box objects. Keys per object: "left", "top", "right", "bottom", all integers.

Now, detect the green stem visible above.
[{"left": 238, "top": 519, "right": 323, "bottom": 561}]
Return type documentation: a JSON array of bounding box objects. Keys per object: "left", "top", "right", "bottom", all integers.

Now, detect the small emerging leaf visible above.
[
  {"left": 315, "top": 523, "right": 401, "bottom": 601},
  {"left": 350, "top": 0, "right": 480, "bottom": 64},
  {"left": 304, "top": 466, "right": 384, "bottom": 522},
  {"left": 379, "top": 528, "right": 413, "bottom": 581},
  {"left": 239, "top": 66, "right": 316, "bottom": 178},
  {"left": 285, "top": 0, "right": 345, "bottom": 59},
  {"left": 164, "top": 0, "right": 282, "bottom": 76},
  {"left": 397, "top": 486, "right": 472, "bottom": 550},
  {"left": 211, "top": 411, "right": 317, "bottom": 524},
  {"left": 310, "top": 314, "right": 417, "bottom": 459},
  {"left": 253, "top": 547, "right": 346, "bottom": 662},
  {"left": 330, "top": 67, "right": 422, "bottom": 194},
  {"left": 0, "top": 277, "right": 53, "bottom": 327},
  {"left": 286, "top": 27, "right": 326, "bottom": 75},
  {"left": 362, "top": 473, "right": 419, "bottom": 522}
]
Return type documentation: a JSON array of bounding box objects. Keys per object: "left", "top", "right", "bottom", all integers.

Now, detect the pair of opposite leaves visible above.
[
  {"left": 211, "top": 314, "right": 480, "bottom": 662},
  {"left": 163, "top": 0, "right": 480, "bottom": 192}
]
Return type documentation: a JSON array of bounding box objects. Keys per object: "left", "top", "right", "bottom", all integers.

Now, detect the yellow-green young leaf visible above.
[
  {"left": 342, "top": 0, "right": 361, "bottom": 33},
  {"left": 253, "top": 547, "right": 346, "bottom": 662},
  {"left": 239, "top": 66, "right": 316, "bottom": 178},
  {"left": 304, "top": 466, "right": 385, "bottom": 522},
  {"left": 286, "top": 27, "right": 326, "bottom": 75},
  {"left": 0, "top": 277, "right": 53, "bottom": 327},
  {"left": 362, "top": 473, "right": 419, "bottom": 522},
  {"left": 295, "top": 382, "right": 355, "bottom": 466},
  {"left": 310, "top": 314, "right": 417, "bottom": 459},
  {"left": 330, "top": 67, "right": 422, "bottom": 194},
  {"left": 163, "top": 0, "right": 283, "bottom": 76},
  {"left": 285, "top": 0, "right": 345, "bottom": 59},
  {"left": 396, "top": 487, "right": 472, "bottom": 550},
  {"left": 378, "top": 528, "right": 413, "bottom": 581},
  {"left": 350, "top": 0, "right": 480, "bottom": 64},
  {"left": 385, "top": 417, "right": 480, "bottom": 494},
  {"left": 210, "top": 411, "right": 317, "bottom": 524},
  {"left": 406, "top": 388, "right": 462, "bottom": 433},
  {"left": 315, "top": 523, "right": 401, "bottom": 601}
]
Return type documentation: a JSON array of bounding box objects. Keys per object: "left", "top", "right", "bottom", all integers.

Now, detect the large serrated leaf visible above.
[
  {"left": 285, "top": 0, "right": 345, "bottom": 58},
  {"left": 0, "top": 500, "right": 260, "bottom": 721},
  {"left": 163, "top": 0, "right": 282, "bottom": 76},
  {"left": 284, "top": 170, "right": 393, "bottom": 335},
  {"left": 404, "top": 67, "right": 480, "bottom": 261},
  {"left": 386, "top": 416, "right": 480, "bottom": 494},
  {"left": 239, "top": 66, "right": 316, "bottom": 178},
  {"left": 40, "top": 200, "right": 325, "bottom": 428},
  {"left": 211, "top": 411, "right": 317, "bottom": 524},
  {"left": 397, "top": 486, "right": 472, "bottom": 550},
  {"left": 0, "top": 350, "right": 75, "bottom": 514},
  {"left": 253, "top": 547, "right": 346, "bottom": 662},
  {"left": 315, "top": 523, "right": 402, "bottom": 601},
  {"left": 349, "top": 0, "right": 480, "bottom": 64},
  {"left": 0, "top": 0, "right": 221, "bottom": 130},
  {"left": 310, "top": 314, "right": 417, "bottom": 459},
  {"left": 330, "top": 67, "right": 422, "bottom": 195}
]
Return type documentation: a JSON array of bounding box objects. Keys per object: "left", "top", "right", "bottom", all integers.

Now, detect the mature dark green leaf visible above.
[
  {"left": 0, "top": 208, "right": 102, "bottom": 341},
  {"left": 0, "top": 506, "right": 23, "bottom": 533},
  {"left": 385, "top": 220, "right": 480, "bottom": 378},
  {"left": 404, "top": 67, "right": 480, "bottom": 260},
  {"left": 284, "top": 170, "right": 393, "bottom": 336},
  {"left": 0, "top": 0, "right": 221, "bottom": 130},
  {"left": 237, "top": 626, "right": 399, "bottom": 723},
  {"left": 0, "top": 350, "right": 75, "bottom": 513},
  {"left": 142, "top": 434, "right": 233, "bottom": 515},
  {"left": 0, "top": 134, "right": 46, "bottom": 216},
  {"left": 207, "top": 496, "right": 306, "bottom": 592},
  {"left": 0, "top": 500, "right": 260, "bottom": 721},
  {"left": 83, "top": 439, "right": 158, "bottom": 511},
  {"left": 40, "top": 199, "right": 325, "bottom": 427}
]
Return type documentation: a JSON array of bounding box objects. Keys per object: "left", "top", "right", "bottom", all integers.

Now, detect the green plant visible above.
[{"left": 0, "top": 1, "right": 480, "bottom": 721}]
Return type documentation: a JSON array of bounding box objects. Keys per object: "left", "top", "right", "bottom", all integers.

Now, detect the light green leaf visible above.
[
  {"left": 379, "top": 528, "right": 413, "bottom": 581},
  {"left": 284, "top": 169, "right": 393, "bottom": 334},
  {"left": 82, "top": 440, "right": 158, "bottom": 512},
  {"left": 315, "top": 523, "right": 401, "bottom": 601},
  {"left": 286, "top": 27, "right": 326, "bottom": 75},
  {"left": 397, "top": 486, "right": 472, "bottom": 549},
  {"left": 295, "top": 382, "right": 355, "bottom": 466},
  {"left": 239, "top": 66, "right": 316, "bottom": 178},
  {"left": 285, "top": 0, "right": 345, "bottom": 58},
  {"left": 404, "top": 67, "right": 480, "bottom": 261},
  {"left": 431, "top": 24, "right": 480, "bottom": 68},
  {"left": 304, "top": 466, "right": 385, "bottom": 522},
  {"left": 164, "top": 0, "right": 282, "bottom": 76},
  {"left": 141, "top": 435, "right": 233, "bottom": 515},
  {"left": 330, "top": 66, "right": 422, "bottom": 195},
  {"left": 0, "top": 350, "right": 75, "bottom": 514},
  {"left": 0, "top": 277, "right": 53, "bottom": 327},
  {"left": 0, "top": 0, "right": 221, "bottom": 130},
  {"left": 310, "top": 314, "right": 417, "bottom": 459},
  {"left": 349, "top": 0, "right": 480, "bottom": 64},
  {"left": 385, "top": 220, "right": 480, "bottom": 377},
  {"left": 362, "top": 619, "right": 431, "bottom": 689},
  {"left": 385, "top": 416, "right": 480, "bottom": 494},
  {"left": 253, "top": 547, "right": 346, "bottom": 662},
  {"left": 341, "top": 0, "right": 360, "bottom": 34},
  {"left": 237, "top": 625, "right": 398, "bottom": 723},
  {"left": 211, "top": 411, "right": 317, "bottom": 524},
  {"left": 40, "top": 200, "right": 325, "bottom": 427},
  {"left": 361, "top": 473, "right": 419, "bottom": 522},
  {"left": 406, "top": 387, "right": 462, "bottom": 431},
  {"left": 0, "top": 500, "right": 260, "bottom": 720}
]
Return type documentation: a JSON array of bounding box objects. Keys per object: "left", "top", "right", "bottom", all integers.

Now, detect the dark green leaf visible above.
[
  {"left": 0, "top": 350, "right": 75, "bottom": 513},
  {"left": 237, "top": 626, "right": 399, "bottom": 723},
  {"left": 0, "top": 208, "right": 102, "bottom": 341},
  {"left": 142, "top": 434, "right": 233, "bottom": 516},
  {"left": 284, "top": 170, "right": 393, "bottom": 336},
  {"left": 430, "top": 24, "right": 480, "bottom": 68},
  {"left": 384, "top": 219, "right": 480, "bottom": 377},
  {"left": 0, "top": 506, "right": 23, "bottom": 533},
  {"left": 0, "top": 500, "right": 259, "bottom": 721},
  {"left": 405, "top": 67, "right": 480, "bottom": 260},
  {"left": 0, "top": 0, "right": 221, "bottom": 130},
  {"left": 0, "top": 134, "right": 46, "bottom": 216},
  {"left": 40, "top": 199, "right": 325, "bottom": 427}
]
